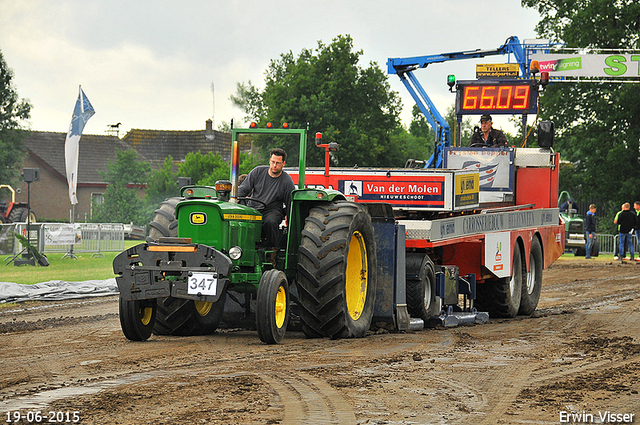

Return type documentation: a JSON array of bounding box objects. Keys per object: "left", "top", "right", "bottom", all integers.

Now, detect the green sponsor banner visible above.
[{"left": 531, "top": 53, "right": 640, "bottom": 78}]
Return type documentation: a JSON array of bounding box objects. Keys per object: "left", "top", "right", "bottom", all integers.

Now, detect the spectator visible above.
[
  {"left": 616, "top": 202, "right": 636, "bottom": 263},
  {"left": 635, "top": 201, "right": 640, "bottom": 255},
  {"left": 613, "top": 204, "right": 626, "bottom": 260},
  {"left": 585, "top": 204, "right": 596, "bottom": 259}
]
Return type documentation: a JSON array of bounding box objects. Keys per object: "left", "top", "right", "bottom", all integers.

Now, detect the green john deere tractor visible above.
[
  {"left": 558, "top": 191, "right": 598, "bottom": 257},
  {"left": 113, "top": 124, "right": 378, "bottom": 344}
]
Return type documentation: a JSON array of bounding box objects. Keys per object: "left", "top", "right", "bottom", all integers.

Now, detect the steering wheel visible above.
[
  {"left": 237, "top": 197, "right": 267, "bottom": 209},
  {"left": 470, "top": 142, "right": 488, "bottom": 148}
]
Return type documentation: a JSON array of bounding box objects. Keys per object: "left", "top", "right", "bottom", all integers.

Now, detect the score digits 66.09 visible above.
[{"left": 456, "top": 81, "right": 537, "bottom": 115}]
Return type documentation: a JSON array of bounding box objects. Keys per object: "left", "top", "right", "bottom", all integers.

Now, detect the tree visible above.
[
  {"left": 177, "top": 151, "right": 229, "bottom": 185},
  {"left": 231, "top": 35, "right": 404, "bottom": 167},
  {"left": 522, "top": 0, "right": 640, "bottom": 230},
  {"left": 92, "top": 149, "right": 150, "bottom": 225},
  {"left": 176, "top": 150, "right": 261, "bottom": 187},
  {"left": 145, "top": 156, "right": 178, "bottom": 207},
  {"left": 0, "top": 49, "right": 32, "bottom": 188},
  {"left": 444, "top": 104, "right": 476, "bottom": 147}
]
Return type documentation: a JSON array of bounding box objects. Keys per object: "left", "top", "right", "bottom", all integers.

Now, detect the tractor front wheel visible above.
[
  {"left": 256, "top": 269, "right": 290, "bottom": 344},
  {"left": 297, "top": 201, "right": 377, "bottom": 339},
  {"left": 154, "top": 292, "right": 226, "bottom": 336},
  {"left": 119, "top": 297, "right": 156, "bottom": 341}
]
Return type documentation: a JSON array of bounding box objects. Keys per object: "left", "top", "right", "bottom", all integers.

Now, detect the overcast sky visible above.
[{"left": 1, "top": 0, "right": 542, "bottom": 137}]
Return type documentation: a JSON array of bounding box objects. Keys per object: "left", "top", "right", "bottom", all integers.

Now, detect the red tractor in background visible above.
[{"left": 0, "top": 185, "right": 36, "bottom": 224}]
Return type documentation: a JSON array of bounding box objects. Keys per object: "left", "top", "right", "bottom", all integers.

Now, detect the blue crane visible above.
[{"left": 387, "top": 36, "right": 553, "bottom": 168}]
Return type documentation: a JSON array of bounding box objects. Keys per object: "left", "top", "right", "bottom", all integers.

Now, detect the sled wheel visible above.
[
  {"left": 119, "top": 297, "right": 156, "bottom": 341},
  {"left": 297, "top": 201, "right": 377, "bottom": 339},
  {"left": 476, "top": 243, "right": 523, "bottom": 318},
  {"left": 519, "top": 238, "right": 543, "bottom": 315},
  {"left": 406, "top": 253, "right": 440, "bottom": 320},
  {"left": 256, "top": 269, "right": 289, "bottom": 344}
]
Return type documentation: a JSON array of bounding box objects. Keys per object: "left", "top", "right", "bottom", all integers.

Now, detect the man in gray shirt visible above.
[{"left": 237, "top": 148, "right": 295, "bottom": 250}]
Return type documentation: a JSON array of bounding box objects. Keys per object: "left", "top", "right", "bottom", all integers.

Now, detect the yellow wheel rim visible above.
[
  {"left": 139, "top": 306, "right": 153, "bottom": 326},
  {"left": 345, "top": 231, "right": 368, "bottom": 321},
  {"left": 275, "top": 285, "right": 287, "bottom": 328},
  {"left": 194, "top": 300, "right": 213, "bottom": 317}
]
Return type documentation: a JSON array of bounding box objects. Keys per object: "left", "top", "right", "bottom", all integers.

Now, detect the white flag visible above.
[{"left": 64, "top": 86, "right": 95, "bottom": 205}]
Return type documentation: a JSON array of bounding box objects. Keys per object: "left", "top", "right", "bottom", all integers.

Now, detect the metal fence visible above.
[
  {"left": 602, "top": 233, "right": 640, "bottom": 256},
  {"left": 596, "top": 233, "right": 616, "bottom": 254},
  {"left": 0, "top": 222, "right": 125, "bottom": 256},
  {"left": 576, "top": 233, "right": 638, "bottom": 255}
]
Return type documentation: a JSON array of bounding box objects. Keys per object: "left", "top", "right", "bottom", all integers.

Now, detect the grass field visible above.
[{"left": 1, "top": 241, "right": 139, "bottom": 285}]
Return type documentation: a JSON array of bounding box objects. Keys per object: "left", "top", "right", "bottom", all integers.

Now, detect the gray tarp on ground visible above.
[{"left": 0, "top": 279, "right": 118, "bottom": 304}]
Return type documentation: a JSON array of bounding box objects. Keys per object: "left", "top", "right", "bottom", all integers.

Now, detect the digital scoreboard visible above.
[{"left": 455, "top": 80, "right": 538, "bottom": 115}]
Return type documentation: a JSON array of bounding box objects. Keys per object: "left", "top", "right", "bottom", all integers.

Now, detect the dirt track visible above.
[{"left": 1, "top": 257, "right": 639, "bottom": 424}]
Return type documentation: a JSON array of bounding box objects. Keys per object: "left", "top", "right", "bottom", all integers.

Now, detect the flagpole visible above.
[
  {"left": 63, "top": 205, "right": 78, "bottom": 259},
  {"left": 63, "top": 84, "right": 93, "bottom": 259}
]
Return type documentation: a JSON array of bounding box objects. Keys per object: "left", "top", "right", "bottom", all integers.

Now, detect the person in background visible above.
[
  {"left": 634, "top": 201, "right": 640, "bottom": 257},
  {"left": 616, "top": 203, "right": 636, "bottom": 263},
  {"left": 613, "top": 203, "right": 626, "bottom": 260},
  {"left": 559, "top": 198, "right": 578, "bottom": 214},
  {"left": 585, "top": 204, "right": 597, "bottom": 259},
  {"left": 470, "top": 114, "right": 508, "bottom": 147}
]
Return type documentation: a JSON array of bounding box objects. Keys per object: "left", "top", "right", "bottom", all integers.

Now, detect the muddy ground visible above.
[{"left": 1, "top": 257, "right": 639, "bottom": 424}]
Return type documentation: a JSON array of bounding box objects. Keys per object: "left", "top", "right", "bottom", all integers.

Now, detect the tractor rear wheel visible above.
[
  {"left": 406, "top": 253, "right": 440, "bottom": 321},
  {"left": 119, "top": 297, "right": 156, "bottom": 341},
  {"left": 8, "top": 207, "right": 36, "bottom": 223},
  {"left": 297, "top": 201, "right": 377, "bottom": 339},
  {"left": 256, "top": 269, "right": 290, "bottom": 344},
  {"left": 519, "top": 238, "right": 542, "bottom": 315},
  {"left": 148, "top": 197, "right": 181, "bottom": 240},
  {"left": 476, "top": 244, "right": 523, "bottom": 318}
]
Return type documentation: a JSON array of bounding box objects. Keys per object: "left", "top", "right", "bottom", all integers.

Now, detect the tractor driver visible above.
[
  {"left": 237, "top": 148, "right": 295, "bottom": 254},
  {"left": 470, "top": 114, "right": 508, "bottom": 147}
]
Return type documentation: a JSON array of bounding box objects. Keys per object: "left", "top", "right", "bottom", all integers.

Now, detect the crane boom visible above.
[{"left": 387, "top": 36, "right": 544, "bottom": 168}]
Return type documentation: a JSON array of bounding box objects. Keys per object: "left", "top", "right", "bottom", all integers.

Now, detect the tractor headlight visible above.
[{"left": 229, "top": 246, "right": 243, "bottom": 260}]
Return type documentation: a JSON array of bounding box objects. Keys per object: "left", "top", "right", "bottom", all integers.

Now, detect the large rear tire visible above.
[
  {"left": 256, "top": 269, "right": 290, "bottom": 344},
  {"left": 476, "top": 244, "right": 523, "bottom": 318},
  {"left": 8, "top": 207, "right": 36, "bottom": 223},
  {"left": 148, "top": 197, "right": 181, "bottom": 240},
  {"left": 519, "top": 238, "right": 542, "bottom": 315},
  {"left": 297, "top": 201, "right": 377, "bottom": 339},
  {"left": 119, "top": 297, "right": 156, "bottom": 341},
  {"left": 406, "top": 253, "right": 440, "bottom": 320}
]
